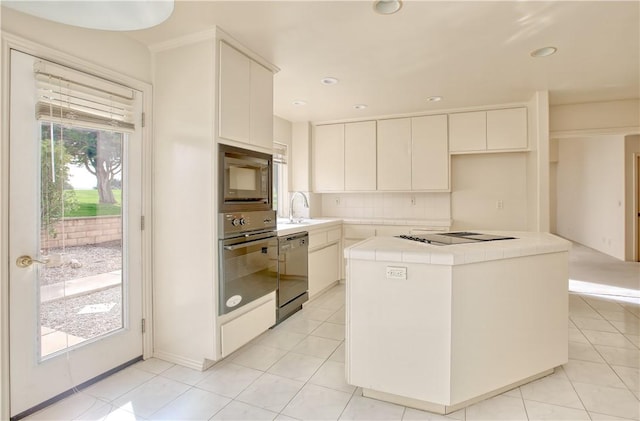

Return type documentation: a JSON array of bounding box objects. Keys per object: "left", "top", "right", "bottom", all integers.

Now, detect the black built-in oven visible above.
[
  {"left": 218, "top": 210, "right": 278, "bottom": 315},
  {"left": 219, "top": 144, "right": 272, "bottom": 212}
]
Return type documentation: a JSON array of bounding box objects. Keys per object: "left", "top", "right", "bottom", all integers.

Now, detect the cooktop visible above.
[{"left": 396, "top": 232, "right": 516, "bottom": 246}]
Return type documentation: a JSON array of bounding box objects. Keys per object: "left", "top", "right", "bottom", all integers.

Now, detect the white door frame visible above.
[
  {"left": 635, "top": 153, "right": 640, "bottom": 262},
  {"left": 0, "top": 33, "right": 154, "bottom": 420}
]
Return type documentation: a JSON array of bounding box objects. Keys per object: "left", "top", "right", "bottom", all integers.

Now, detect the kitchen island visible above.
[{"left": 344, "top": 231, "right": 571, "bottom": 414}]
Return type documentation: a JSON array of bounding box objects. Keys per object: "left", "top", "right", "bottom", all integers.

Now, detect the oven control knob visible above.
[
  {"left": 231, "top": 218, "right": 241, "bottom": 226},
  {"left": 239, "top": 218, "right": 246, "bottom": 226}
]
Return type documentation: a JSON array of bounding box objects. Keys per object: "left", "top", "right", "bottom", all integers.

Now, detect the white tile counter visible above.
[
  {"left": 276, "top": 218, "right": 342, "bottom": 237},
  {"left": 344, "top": 231, "right": 571, "bottom": 265}
]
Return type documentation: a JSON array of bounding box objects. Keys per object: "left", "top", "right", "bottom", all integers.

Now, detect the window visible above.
[{"left": 273, "top": 142, "right": 288, "bottom": 218}]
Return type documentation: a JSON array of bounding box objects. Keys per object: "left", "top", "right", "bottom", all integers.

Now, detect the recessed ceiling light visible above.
[
  {"left": 354, "top": 104, "right": 368, "bottom": 110},
  {"left": 427, "top": 96, "right": 443, "bottom": 102},
  {"left": 530, "top": 46, "right": 558, "bottom": 58},
  {"left": 292, "top": 100, "right": 307, "bottom": 106},
  {"left": 374, "top": 0, "right": 402, "bottom": 15},
  {"left": 320, "top": 77, "right": 339, "bottom": 86}
]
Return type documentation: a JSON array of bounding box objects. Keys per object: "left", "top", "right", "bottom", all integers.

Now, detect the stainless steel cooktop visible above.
[{"left": 396, "top": 232, "right": 516, "bottom": 246}]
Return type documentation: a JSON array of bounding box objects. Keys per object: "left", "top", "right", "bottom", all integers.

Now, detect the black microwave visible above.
[{"left": 219, "top": 144, "right": 272, "bottom": 212}]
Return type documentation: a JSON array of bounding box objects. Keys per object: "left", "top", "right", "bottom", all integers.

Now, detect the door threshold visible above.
[{"left": 10, "top": 356, "right": 142, "bottom": 421}]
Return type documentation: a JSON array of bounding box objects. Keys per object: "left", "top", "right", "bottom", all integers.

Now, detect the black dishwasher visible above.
[{"left": 277, "top": 232, "right": 309, "bottom": 323}]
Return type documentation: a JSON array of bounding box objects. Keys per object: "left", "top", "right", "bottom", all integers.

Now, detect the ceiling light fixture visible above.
[
  {"left": 427, "top": 96, "right": 443, "bottom": 102},
  {"left": 320, "top": 77, "right": 339, "bottom": 86},
  {"left": 292, "top": 100, "right": 307, "bottom": 106},
  {"left": 3, "top": 0, "right": 174, "bottom": 31},
  {"left": 530, "top": 46, "right": 558, "bottom": 58},
  {"left": 354, "top": 104, "right": 368, "bottom": 110},
  {"left": 374, "top": 0, "right": 403, "bottom": 15}
]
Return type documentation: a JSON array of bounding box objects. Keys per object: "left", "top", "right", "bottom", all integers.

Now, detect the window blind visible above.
[
  {"left": 34, "top": 60, "right": 136, "bottom": 132},
  {"left": 273, "top": 142, "right": 287, "bottom": 164}
]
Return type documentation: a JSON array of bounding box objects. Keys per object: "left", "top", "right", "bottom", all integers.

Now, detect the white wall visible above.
[
  {"left": 556, "top": 136, "right": 626, "bottom": 260},
  {"left": 321, "top": 192, "right": 450, "bottom": 221},
  {"left": 624, "top": 135, "right": 640, "bottom": 261},
  {"left": 450, "top": 153, "right": 529, "bottom": 231},
  {"left": 527, "top": 91, "right": 550, "bottom": 232},
  {"left": 550, "top": 99, "right": 640, "bottom": 261},
  {"left": 550, "top": 99, "right": 640, "bottom": 133},
  {"left": 274, "top": 115, "right": 292, "bottom": 147}
]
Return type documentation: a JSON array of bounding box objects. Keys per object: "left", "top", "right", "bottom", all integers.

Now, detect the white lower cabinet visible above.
[
  {"left": 309, "top": 242, "right": 340, "bottom": 299},
  {"left": 220, "top": 295, "right": 276, "bottom": 357}
]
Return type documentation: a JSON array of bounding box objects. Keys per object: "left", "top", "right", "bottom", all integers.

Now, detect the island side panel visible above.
[
  {"left": 449, "top": 251, "right": 569, "bottom": 405},
  {"left": 346, "top": 259, "right": 454, "bottom": 404}
]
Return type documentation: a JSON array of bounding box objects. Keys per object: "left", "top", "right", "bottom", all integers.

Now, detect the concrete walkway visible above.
[{"left": 40, "top": 270, "right": 122, "bottom": 303}]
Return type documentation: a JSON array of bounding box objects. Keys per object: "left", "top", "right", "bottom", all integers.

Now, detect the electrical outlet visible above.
[
  {"left": 335, "top": 197, "right": 341, "bottom": 206},
  {"left": 386, "top": 266, "right": 407, "bottom": 280},
  {"left": 410, "top": 196, "right": 416, "bottom": 206},
  {"left": 497, "top": 200, "right": 504, "bottom": 210}
]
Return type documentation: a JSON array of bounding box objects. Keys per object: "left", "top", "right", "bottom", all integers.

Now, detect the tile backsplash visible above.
[{"left": 320, "top": 192, "right": 451, "bottom": 220}]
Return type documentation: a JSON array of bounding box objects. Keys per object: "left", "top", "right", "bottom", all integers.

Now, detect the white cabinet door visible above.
[
  {"left": 308, "top": 243, "right": 339, "bottom": 298},
  {"left": 345, "top": 121, "right": 377, "bottom": 191},
  {"left": 487, "top": 107, "right": 527, "bottom": 150},
  {"left": 313, "top": 124, "right": 345, "bottom": 191},
  {"left": 412, "top": 115, "right": 449, "bottom": 190},
  {"left": 448, "top": 111, "right": 486, "bottom": 152},
  {"left": 250, "top": 61, "right": 274, "bottom": 150},
  {"left": 377, "top": 118, "right": 411, "bottom": 191},
  {"left": 219, "top": 42, "right": 251, "bottom": 144}
]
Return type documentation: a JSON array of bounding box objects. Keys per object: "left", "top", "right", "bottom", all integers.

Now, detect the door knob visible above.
[{"left": 16, "top": 255, "right": 49, "bottom": 268}]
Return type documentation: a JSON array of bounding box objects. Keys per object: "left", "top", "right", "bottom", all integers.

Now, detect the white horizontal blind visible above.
[
  {"left": 34, "top": 60, "right": 136, "bottom": 132},
  {"left": 273, "top": 142, "right": 287, "bottom": 164}
]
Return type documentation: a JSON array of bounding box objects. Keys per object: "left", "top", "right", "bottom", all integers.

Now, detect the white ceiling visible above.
[{"left": 125, "top": 1, "right": 639, "bottom": 123}]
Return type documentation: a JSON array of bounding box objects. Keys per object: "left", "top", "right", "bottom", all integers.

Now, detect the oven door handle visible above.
[{"left": 223, "top": 237, "right": 273, "bottom": 251}]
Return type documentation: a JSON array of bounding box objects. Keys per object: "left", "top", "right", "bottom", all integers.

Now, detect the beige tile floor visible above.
[{"left": 24, "top": 244, "right": 640, "bottom": 421}]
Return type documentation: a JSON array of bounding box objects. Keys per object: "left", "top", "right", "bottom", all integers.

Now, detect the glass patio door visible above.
[{"left": 9, "top": 50, "right": 144, "bottom": 418}]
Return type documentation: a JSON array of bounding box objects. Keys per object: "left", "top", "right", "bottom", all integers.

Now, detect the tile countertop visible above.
[
  {"left": 276, "top": 218, "right": 452, "bottom": 236},
  {"left": 340, "top": 218, "right": 452, "bottom": 228},
  {"left": 276, "top": 218, "right": 342, "bottom": 236},
  {"left": 344, "top": 231, "right": 572, "bottom": 266}
]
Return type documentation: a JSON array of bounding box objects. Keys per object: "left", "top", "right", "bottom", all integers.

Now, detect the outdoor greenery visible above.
[
  {"left": 41, "top": 139, "right": 78, "bottom": 237},
  {"left": 40, "top": 123, "right": 124, "bottom": 235},
  {"left": 65, "top": 189, "right": 122, "bottom": 217},
  {"left": 41, "top": 123, "right": 123, "bottom": 204}
]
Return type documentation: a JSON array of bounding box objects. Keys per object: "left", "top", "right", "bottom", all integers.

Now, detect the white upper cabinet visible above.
[
  {"left": 448, "top": 111, "right": 486, "bottom": 153},
  {"left": 377, "top": 116, "right": 449, "bottom": 191},
  {"left": 345, "top": 121, "right": 377, "bottom": 191},
  {"left": 377, "top": 118, "right": 412, "bottom": 191},
  {"left": 313, "top": 124, "right": 345, "bottom": 191},
  {"left": 486, "top": 107, "right": 527, "bottom": 150},
  {"left": 219, "top": 41, "right": 274, "bottom": 150},
  {"left": 219, "top": 42, "right": 251, "bottom": 144},
  {"left": 449, "top": 107, "right": 527, "bottom": 153},
  {"left": 250, "top": 61, "right": 274, "bottom": 150},
  {"left": 313, "top": 121, "right": 376, "bottom": 192},
  {"left": 412, "top": 114, "right": 449, "bottom": 191}
]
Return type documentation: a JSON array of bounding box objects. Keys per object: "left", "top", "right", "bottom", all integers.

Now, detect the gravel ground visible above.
[
  {"left": 40, "top": 241, "right": 123, "bottom": 339},
  {"left": 40, "top": 241, "right": 122, "bottom": 286},
  {"left": 41, "top": 286, "right": 122, "bottom": 339}
]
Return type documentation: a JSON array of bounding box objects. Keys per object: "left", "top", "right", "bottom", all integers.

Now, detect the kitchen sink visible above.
[{"left": 278, "top": 219, "right": 312, "bottom": 225}]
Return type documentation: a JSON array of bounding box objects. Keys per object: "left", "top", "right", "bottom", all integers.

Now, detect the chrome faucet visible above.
[{"left": 289, "top": 191, "right": 309, "bottom": 223}]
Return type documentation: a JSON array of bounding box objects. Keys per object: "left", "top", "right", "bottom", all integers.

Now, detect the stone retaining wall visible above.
[{"left": 42, "top": 216, "right": 122, "bottom": 249}]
